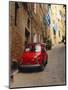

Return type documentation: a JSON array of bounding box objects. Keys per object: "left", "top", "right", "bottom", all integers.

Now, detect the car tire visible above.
[
  {"left": 40, "top": 60, "right": 45, "bottom": 71},
  {"left": 11, "top": 61, "right": 18, "bottom": 70},
  {"left": 40, "top": 60, "right": 48, "bottom": 71},
  {"left": 18, "top": 65, "right": 22, "bottom": 72},
  {"left": 45, "top": 60, "right": 48, "bottom": 66}
]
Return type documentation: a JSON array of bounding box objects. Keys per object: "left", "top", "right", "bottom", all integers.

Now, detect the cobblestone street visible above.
[{"left": 10, "top": 43, "right": 66, "bottom": 88}]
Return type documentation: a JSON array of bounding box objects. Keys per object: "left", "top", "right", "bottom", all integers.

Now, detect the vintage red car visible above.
[{"left": 18, "top": 43, "right": 48, "bottom": 71}]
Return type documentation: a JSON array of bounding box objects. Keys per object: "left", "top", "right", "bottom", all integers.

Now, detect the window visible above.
[
  {"left": 53, "top": 30, "right": 56, "bottom": 35},
  {"left": 53, "top": 27, "right": 56, "bottom": 35},
  {"left": 34, "top": 4, "right": 36, "bottom": 14},
  {"left": 39, "top": 4, "right": 43, "bottom": 9},
  {"left": 59, "top": 31, "right": 60, "bottom": 37},
  {"left": 31, "top": 4, "right": 36, "bottom": 14},
  {"left": 15, "top": 2, "right": 19, "bottom": 26},
  {"left": 27, "top": 18, "right": 30, "bottom": 28},
  {"left": 48, "top": 4, "right": 51, "bottom": 10}
]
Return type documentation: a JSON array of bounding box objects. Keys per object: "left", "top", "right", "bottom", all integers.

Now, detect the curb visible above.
[{"left": 10, "top": 69, "right": 19, "bottom": 80}]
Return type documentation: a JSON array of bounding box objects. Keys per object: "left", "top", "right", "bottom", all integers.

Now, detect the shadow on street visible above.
[{"left": 18, "top": 67, "right": 44, "bottom": 73}]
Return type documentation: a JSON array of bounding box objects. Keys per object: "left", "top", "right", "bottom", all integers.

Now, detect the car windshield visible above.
[
  {"left": 25, "top": 44, "right": 41, "bottom": 52},
  {"left": 35, "top": 45, "right": 41, "bottom": 52}
]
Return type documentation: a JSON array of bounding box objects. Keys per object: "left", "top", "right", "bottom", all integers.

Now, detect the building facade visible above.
[
  {"left": 50, "top": 5, "right": 66, "bottom": 45},
  {"left": 9, "top": 2, "right": 48, "bottom": 60}
]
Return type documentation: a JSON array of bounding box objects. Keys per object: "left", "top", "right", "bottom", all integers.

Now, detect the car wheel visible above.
[
  {"left": 18, "top": 65, "right": 22, "bottom": 72},
  {"left": 11, "top": 61, "right": 18, "bottom": 70},
  {"left": 40, "top": 60, "right": 45, "bottom": 71},
  {"left": 45, "top": 60, "right": 48, "bottom": 66}
]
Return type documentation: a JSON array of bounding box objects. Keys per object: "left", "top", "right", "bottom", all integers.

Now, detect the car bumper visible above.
[{"left": 19, "top": 64, "right": 40, "bottom": 68}]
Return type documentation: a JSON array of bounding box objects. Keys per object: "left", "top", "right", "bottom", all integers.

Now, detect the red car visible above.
[{"left": 18, "top": 43, "right": 48, "bottom": 71}]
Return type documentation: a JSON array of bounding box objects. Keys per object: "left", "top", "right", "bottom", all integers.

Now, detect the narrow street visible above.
[{"left": 10, "top": 43, "right": 66, "bottom": 88}]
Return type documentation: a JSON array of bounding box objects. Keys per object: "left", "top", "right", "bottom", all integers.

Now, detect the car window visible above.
[
  {"left": 25, "top": 45, "right": 34, "bottom": 52},
  {"left": 35, "top": 45, "right": 41, "bottom": 52},
  {"left": 25, "top": 44, "right": 41, "bottom": 52},
  {"left": 25, "top": 48, "right": 30, "bottom": 52}
]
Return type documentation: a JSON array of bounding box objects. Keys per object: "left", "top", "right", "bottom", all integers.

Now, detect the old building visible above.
[
  {"left": 9, "top": 2, "right": 48, "bottom": 60},
  {"left": 30, "top": 3, "right": 48, "bottom": 43},
  {"left": 50, "top": 5, "right": 66, "bottom": 45}
]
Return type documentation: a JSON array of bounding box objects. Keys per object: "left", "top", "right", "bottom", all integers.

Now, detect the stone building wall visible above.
[
  {"left": 50, "top": 5, "right": 65, "bottom": 45},
  {"left": 9, "top": 2, "right": 48, "bottom": 60},
  {"left": 9, "top": 2, "right": 24, "bottom": 60}
]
